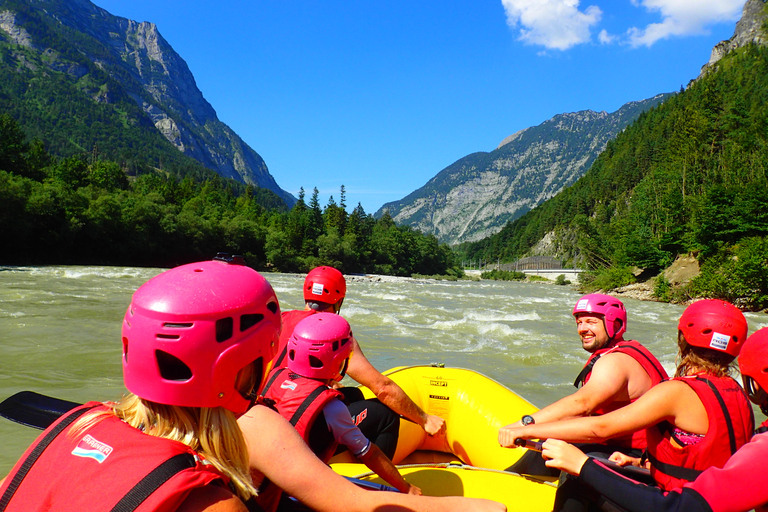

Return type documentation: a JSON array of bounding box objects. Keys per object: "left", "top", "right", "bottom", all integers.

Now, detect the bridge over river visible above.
[{"left": 463, "top": 256, "right": 584, "bottom": 283}]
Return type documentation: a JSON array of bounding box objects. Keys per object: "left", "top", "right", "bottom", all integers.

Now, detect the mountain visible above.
[
  {"left": 455, "top": 0, "right": 768, "bottom": 308},
  {"left": 375, "top": 94, "right": 670, "bottom": 245},
  {"left": 0, "top": 0, "right": 294, "bottom": 206},
  {"left": 700, "top": 0, "right": 768, "bottom": 77}
]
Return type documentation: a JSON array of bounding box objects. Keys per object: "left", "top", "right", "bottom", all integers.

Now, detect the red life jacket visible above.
[
  {"left": 262, "top": 367, "right": 344, "bottom": 463},
  {"left": 574, "top": 339, "right": 669, "bottom": 449},
  {"left": 273, "top": 309, "right": 317, "bottom": 369},
  {"left": 0, "top": 403, "right": 226, "bottom": 512},
  {"left": 646, "top": 374, "right": 754, "bottom": 491}
]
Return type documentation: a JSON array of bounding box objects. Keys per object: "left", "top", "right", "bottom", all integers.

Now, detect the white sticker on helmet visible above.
[
  {"left": 710, "top": 331, "right": 730, "bottom": 352},
  {"left": 312, "top": 283, "right": 324, "bottom": 296},
  {"left": 576, "top": 299, "right": 589, "bottom": 310}
]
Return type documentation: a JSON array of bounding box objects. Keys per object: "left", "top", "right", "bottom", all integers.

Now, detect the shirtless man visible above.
[{"left": 502, "top": 293, "right": 667, "bottom": 473}]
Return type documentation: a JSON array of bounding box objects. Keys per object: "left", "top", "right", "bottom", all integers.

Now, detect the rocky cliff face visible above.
[
  {"left": 1, "top": 0, "right": 294, "bottom": 205},
  {"left": 701, "top": 0, "right": 768, "bottom": 75},
  {"left": 376, "top": 94, "right": 670, "bottom": 245}
]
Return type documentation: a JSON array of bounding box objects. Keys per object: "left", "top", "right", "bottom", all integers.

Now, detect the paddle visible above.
[
  {"left": 0, "top": 391, "right": 399, "bottom": 494},
  {"left": 0, "top": 390, "right": 79, "bottom": 429}
]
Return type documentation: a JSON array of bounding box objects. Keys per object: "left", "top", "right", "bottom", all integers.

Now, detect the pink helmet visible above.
[
  {"left": 287, "top": 313, "right": 353, "bottom": 381},
  {"left": 678, "top": 299, "right": 747, "bottom": 357},
  {"left": 738, "top": 328, "right": 768, "bottom": 413},
  {"left": 573, "top": 293, "right": 627, "bottom": 339},
  {"left": 122, "top": 257, "right": 281, "bottom": 415},
  {"left": 304, "top": 266, "right": 346, "bottom": 305}
]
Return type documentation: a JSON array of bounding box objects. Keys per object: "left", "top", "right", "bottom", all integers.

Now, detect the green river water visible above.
[{"left": 2, "top": 265, "right": 766, "bottom": 475}]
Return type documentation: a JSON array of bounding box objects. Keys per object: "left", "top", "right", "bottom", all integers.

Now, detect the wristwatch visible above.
[{"left": 521, "top": 414, "right": 535, "bottom": 426}]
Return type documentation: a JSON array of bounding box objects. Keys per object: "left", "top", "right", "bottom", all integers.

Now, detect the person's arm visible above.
[
  {"left": 499, "top": 379, "right": 694, "bottom": 448},
  {"left": 238, "top": 403, "right": 506, "bottom": 512},
  {"left": 176, "top": 485, "right": 249, "bottom": 512},
  {"left": 507, "top": 352, "right": 640, "bottom": 428},
  {"left": 545, "top": 435, "right": 768, "bottom": 512},
  {"left": 324, "top": 399, "right": 420, "bottom": 494},
  {"left": 541, "top": 439, "right": 707, "bottom": 512},
  {"left": 358, "top": 442, "right": 421, "bottom": 495},
  {"left": 346, "top": 337, "right": 446, "bottom": 435}
]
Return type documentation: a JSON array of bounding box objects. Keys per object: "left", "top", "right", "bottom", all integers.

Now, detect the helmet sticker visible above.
[
  {"left": 311, "top": 283, "right": 324, "bottom": 296},
  {"left": 576, "top": 299, "right": 589, "bottom": 310},
  {"left": 710, "top": 332, "right": 730, "bottom": 352}
]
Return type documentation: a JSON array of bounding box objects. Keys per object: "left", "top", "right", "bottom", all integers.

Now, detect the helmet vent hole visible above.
[
  {"left": 163, "top": 322, "right": 193, "bottom": 329},
  {"left": 216, "top": 317, "right": 234, "bottom": 342},
  {"left": 240, "top": 314, "right": 263, "bottom": 332},
  {"left": 267, "top": 302, "right": 278, "bottom": 314},
  {"left": 288, "top": 349, "right": 296, "bottom": 361},
  {"left": 122, "top": 337, "right": 129, "bottom": 362},
  {"left": 340, "top": 337, "right": 350, "bottom": 347},
  {"left": 309, "top": 355, "right": 324, "bottom": 369},
  {"left": 155, "top": 350, "right": 192, "bottom": 381},
  {"left": 157, "top": 334, "right": 180, "bottom": 340},
  {"left": 332, "top": 340, "right": 339, "bottom": 351},
  {"left": 702, "top": 328, "right": 713, "bottom": 335}
]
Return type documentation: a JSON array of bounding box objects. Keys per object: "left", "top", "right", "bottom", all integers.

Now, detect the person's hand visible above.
[
  {"left": 608, "top": 451, "right": 644, "bottom": 468},
  {"left": 406, "top": 483, "right": 422, "bottom": 495},
  {"left": 424, "top": 414, "right": 446, "bottom": 436},
  {"left": 498, "top": 424, "right": 528, "bottom": 448},
  {"left": 540, "top": 439, "right": 589, "bottom": 476}
]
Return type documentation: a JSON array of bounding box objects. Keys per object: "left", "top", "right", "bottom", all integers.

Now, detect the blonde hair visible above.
[
  {"left": 69, "top": 394, "right": 257, "bottom": 501},
  {"left": 674, "top": 332, "right": 736, "bottom": 379}
]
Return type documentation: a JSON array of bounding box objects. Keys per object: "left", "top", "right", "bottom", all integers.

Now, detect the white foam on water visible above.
[
  {"left": 465, "top": 310, "right": 540, "bottom": 323},
  {"left": 358, "top": 293, "right": 409, "bottom": 301}
]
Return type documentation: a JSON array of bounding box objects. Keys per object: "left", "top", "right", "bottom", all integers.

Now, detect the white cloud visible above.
[
  {"left": 501, "top": 0, "right": 603, "bottom": 50},
  {"left": 598, "top": 29, "right": 616, "bottom": 44},
  {"left": 627, "top": 0, "right": 744, "bottom": 47}
]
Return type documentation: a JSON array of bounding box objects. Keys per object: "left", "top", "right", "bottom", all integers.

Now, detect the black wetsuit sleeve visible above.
[{"left": 579, "top": 458, "right": 713, "bottom": 512}]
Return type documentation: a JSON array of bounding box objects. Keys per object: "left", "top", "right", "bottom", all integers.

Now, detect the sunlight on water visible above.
[{"left": 1, "top": 266, "right": 766, "bottom": 475}]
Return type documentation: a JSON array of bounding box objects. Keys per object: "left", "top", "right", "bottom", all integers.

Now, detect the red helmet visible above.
[
  {"left": 122, "top": 257, "right": 281, "bottom": 415},
  {"left": 738, "top": 328, "right": 768, "bottom": 411},
  {"left": 573, "top": 293, "right": 627, "bottom": 339},
  {"left": 287, "top": 313, "right": 353, "bottom": 381},
  {"left": 303, "top": 266, "right": 346, "bottom": 305},
  {"left": 677, "top": 299, "right": 747, "bottom": 357}
]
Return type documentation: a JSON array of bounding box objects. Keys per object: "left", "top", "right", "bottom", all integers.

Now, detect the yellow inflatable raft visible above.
[{"left": 329, "top": 365, "right": 557, "bottom": 511}]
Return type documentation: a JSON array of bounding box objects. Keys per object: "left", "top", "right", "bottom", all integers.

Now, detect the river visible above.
[{"left": 1, "top": 265, "right": 766, "bottom": 474}]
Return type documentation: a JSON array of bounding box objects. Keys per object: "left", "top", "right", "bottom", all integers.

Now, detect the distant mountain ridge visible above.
[
  {"left": 0, "top": 0, "right": 294, "bottom": 205},
  {"left": 376, "top": 94, "right": 670, "bottom": 245}
]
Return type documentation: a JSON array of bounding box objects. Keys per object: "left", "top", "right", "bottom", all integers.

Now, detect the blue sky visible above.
[{"left": 92, "top": 0, "right": 745, "bottom": 214}]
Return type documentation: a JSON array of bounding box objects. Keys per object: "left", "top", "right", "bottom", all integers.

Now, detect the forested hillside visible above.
[
  {"left": 458, "top": 44, "right": 768, "bottom": 309},
  {"left": 0, "top": 113, "right": 460, "bottom": 277},
  {"left": 0, "top": 0, "right": 293, "bottom": 204}
]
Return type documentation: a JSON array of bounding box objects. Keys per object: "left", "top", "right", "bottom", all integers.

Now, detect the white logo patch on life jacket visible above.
[
  {"left": 280, "top": 380, "right": 298, "bottom": 391},
  {"left": 72, "top": 434, "right": 113, "bottom": 463},
  {"left": 710, "top": 331, "right": 730, "bottom": 352}
]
